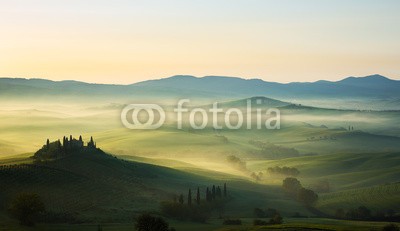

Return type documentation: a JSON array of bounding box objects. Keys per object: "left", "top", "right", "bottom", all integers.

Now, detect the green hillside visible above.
[
  {"left": 317, "top": 183, "right": 400, "bottom": 214},
  {"left": 248, "top": 152, "right": 400, "bottom": 190}
]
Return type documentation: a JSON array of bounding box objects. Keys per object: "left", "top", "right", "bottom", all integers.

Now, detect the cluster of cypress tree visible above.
[
  {"left": 162, "top": 183, "right": 229, "bottom": 222},
  {"left": 205, "top": 183, "right": 226, "bottom": 202},
  {"left": 61, "top": 135, "right": 96, "bottom": 150},
  {"left": 34, "top": 136, "right": 98, "bottom": 160},
  {"left": 177, "top": 183, "right": 227, "bottom": 206}
]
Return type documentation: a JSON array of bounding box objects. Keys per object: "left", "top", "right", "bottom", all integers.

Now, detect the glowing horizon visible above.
[{"left": 1, "top": 0, "right": 400, "bottom": 84}]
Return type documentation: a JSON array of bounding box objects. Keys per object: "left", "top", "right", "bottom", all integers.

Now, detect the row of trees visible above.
[
  {"left": 162, "top": 183, "right": 229, "bottom": 222},
  {"left": 248, "top": 140, "right": 300, "bottom": 159},
  {"left": 335, "top": 206, "right": 372, "bottom": 221},
  {"left": 253, "top": 207, "right": 279, "bottom": 218},
  {"left": 176, "top": 183, "right": 228, "bottom": 206},
  {"left": 267, "top": 166, "right": 300, "bottom": 177},
  {"left": 335, "top": 206, "right": 400, "bottom": 222}
]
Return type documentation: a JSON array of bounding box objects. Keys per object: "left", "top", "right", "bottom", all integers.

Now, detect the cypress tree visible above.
[
  {"left": 46, "top": 139, "right": 50, "bottom": 149},
  {"left": 223, "top": 183, "right": 227, "bottom": 197},
  {"left": 79, "top": 135, "right": 83, "bottom": 147},
  {"left": 188, "top": 189, "right": 192, "bottom": 206},
  {"left": 216, "top": 186, "right": 221, "bottom": 198},
  {"left": 196, "top": 187, "right": 200, "bottom": 205},
  {"left": 212, "top": 185, "right": 216, "bottom": 200},
  {"left": 89, "top": 136, "right": 94, "bottom": 147},
  {"left": 206, "top": 187, "right": 210, "bottom": 202}
]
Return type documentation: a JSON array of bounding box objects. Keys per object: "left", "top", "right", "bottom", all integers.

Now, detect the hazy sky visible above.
[{"left": 1, "top": 0, "right": 399, "bottom": 84}]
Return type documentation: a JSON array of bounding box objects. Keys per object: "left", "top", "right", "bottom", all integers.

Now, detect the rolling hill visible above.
[{"left": 0, "top": 137, "right": 311, "bottom": 224}]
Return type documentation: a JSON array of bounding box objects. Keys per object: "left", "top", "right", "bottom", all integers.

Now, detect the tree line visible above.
[
  {"left": 268, "top": 166, "right": 300, "bottom": 177},
  {"left": 335, "top": 206, "right": 400, "bottom": 222}
]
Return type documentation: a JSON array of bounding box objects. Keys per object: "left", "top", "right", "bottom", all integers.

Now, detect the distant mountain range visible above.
[
  {"left": 1, "top": 74, "right": 400, "bottom": 109},
  {"left": 134, "top": 74, "right": 400, "bottom": 99}
]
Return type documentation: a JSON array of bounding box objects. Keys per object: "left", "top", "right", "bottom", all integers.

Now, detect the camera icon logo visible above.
[{"left": 121, "top": 104, "right": 166, "bottom": 129}]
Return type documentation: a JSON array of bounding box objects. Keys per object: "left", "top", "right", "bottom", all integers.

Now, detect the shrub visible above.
[
  {"left": 269, "top": 213, "right": 283, "bottom": 224},
  {"left": 135, "top": 214, "right": 174, "bottom": 231},
  {"left": 160, "top": 201, "right": 211, "bottom": 223},
  {"left": 253, "top": 219, "right": 269, "bottom": 226},
  {"left": 382, "top": 224, "right": 399, "bottom": 231}
]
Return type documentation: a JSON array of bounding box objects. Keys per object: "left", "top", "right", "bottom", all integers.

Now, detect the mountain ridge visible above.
[
  {"left": 1, "top": 74, "right": 400, "bottom": 110},
  {"left": 1, "top": 74, "right": 398, "bottom": 86}
]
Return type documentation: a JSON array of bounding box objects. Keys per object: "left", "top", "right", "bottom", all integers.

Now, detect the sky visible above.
[{"left": 1, "top": 0, "right": 400, "bottom": 84}]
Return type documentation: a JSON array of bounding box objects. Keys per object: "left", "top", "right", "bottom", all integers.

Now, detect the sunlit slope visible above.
[
  {"left": 92, "top": 124, "right": 400, "bottom": 159},
  {"left": 127, "top": 150, "right": 400, "bottom": 215},
  {"left": 246, "top": 152, "right": 400, "bottom": 215}
]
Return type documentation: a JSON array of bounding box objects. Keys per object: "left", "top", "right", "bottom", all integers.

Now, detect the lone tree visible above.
[
  {"left": 8, "top": 193, "right": 45, "bottom": 226},
  {"left": 282, "top": 177, "right": 302, "bottom": 196},
  {"left": 297, "top": 188, "right": 318, "bottom": 206}
]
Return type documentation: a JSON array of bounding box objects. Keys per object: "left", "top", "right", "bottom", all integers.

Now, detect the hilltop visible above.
[{"left": 33, "top": 135, "right": 100, "bottom": 161}]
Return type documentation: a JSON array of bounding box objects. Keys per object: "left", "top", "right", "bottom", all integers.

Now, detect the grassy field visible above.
[{"left": 1, "top": 217, "right": 398, "bottom": 231}]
